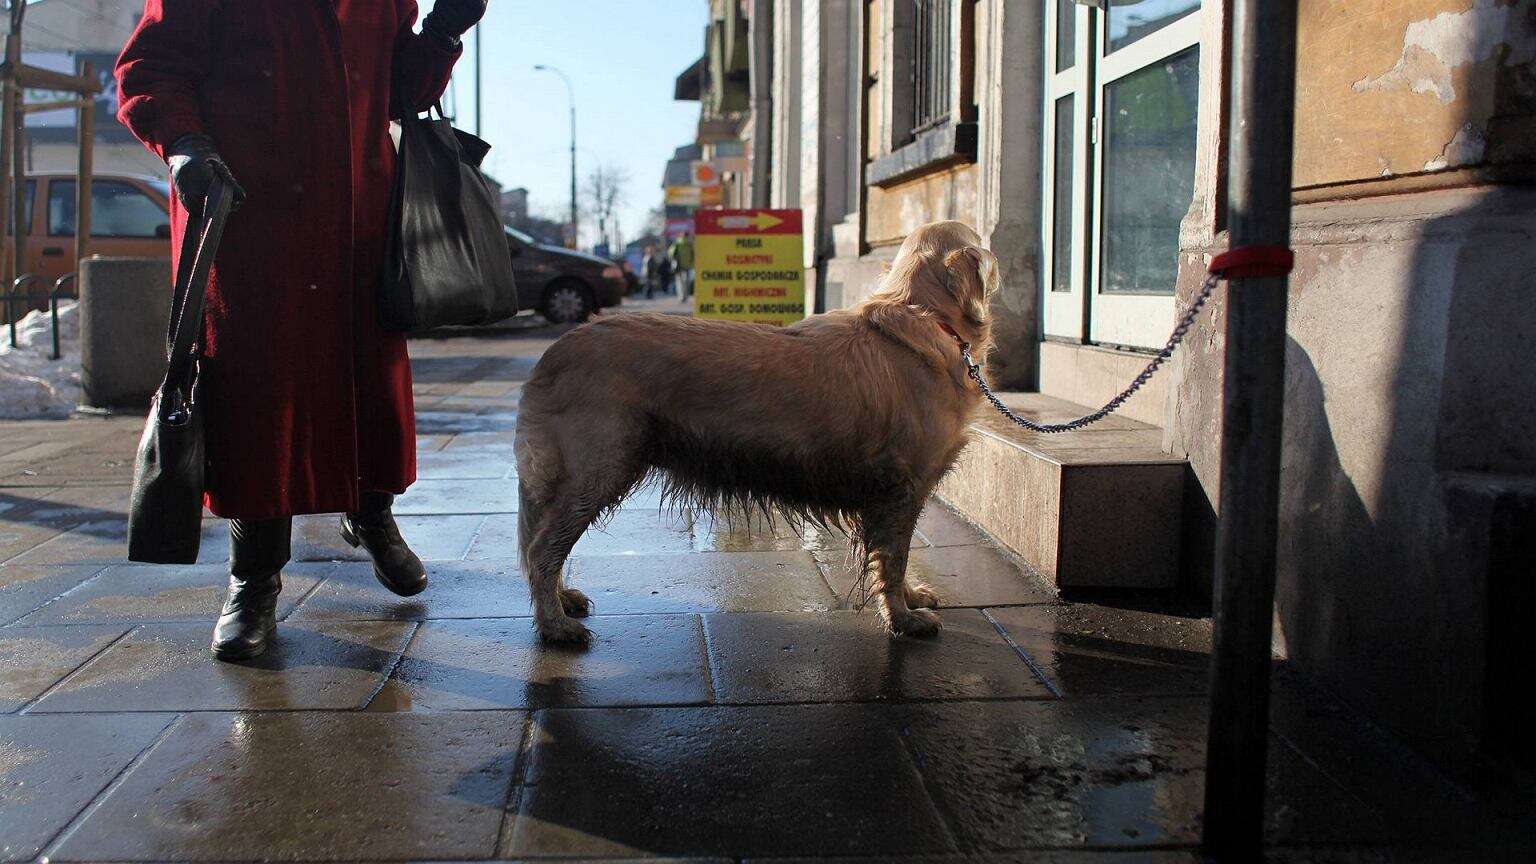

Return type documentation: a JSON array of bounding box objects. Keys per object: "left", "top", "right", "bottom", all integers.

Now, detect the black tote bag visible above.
[
  {"left": 127, "top": 177, "right": 234, "bottom": 565},
  {"left": 379, "top": 107, "right": 518, "bottom": 331}
]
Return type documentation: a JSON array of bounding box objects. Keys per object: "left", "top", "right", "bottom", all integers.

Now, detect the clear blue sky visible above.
[{"left": 421, "top": 0, "right": 707, "bottom": 246}]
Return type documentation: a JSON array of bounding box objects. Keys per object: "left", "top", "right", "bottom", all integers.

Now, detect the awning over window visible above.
[
  {"left": 707, "top": 19, "right": 750, "bottom": 114},
  {"left": 674, "top": 55, "right": 705, "bottom": 102}
]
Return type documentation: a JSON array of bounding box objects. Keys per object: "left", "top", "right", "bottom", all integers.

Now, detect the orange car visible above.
[{"left": 4, "top": 172, "right": 171, "bottom": 310}]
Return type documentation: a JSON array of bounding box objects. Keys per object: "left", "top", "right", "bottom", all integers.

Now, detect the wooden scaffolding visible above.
[{"left": 0, "top": 0, "right": 101, "bottom": 325}]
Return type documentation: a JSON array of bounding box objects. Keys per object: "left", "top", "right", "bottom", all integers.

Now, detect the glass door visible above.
[
  {"left": 1042, "top": 0, "right": 1202, "bottom": 351},
  {"left": 1041, "top": 0, "right": 1092, "bottom": 341}
]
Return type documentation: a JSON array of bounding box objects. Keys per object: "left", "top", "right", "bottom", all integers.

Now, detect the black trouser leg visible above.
[
  {"left": 341, "top": 490, "right": 428, "bottom": 597},
  {"left": 212, "top": 516, "right": 291, "bottom": 661}
]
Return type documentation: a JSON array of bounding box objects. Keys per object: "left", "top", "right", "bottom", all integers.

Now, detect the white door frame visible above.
[
  {"left": 1041, "top": 0, "right": 1092, "bottom": 342},
  {"left": 1041, "top": 3, "right": 1203, "bottom": 351},
  {"left": 1087, "top": 12, "right": 1202, "bottom": 349}
]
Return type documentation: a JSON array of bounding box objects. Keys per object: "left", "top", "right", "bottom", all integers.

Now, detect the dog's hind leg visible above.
[
  {"left": 522, "top": 488, "right": 603, "bottom": 644},
  {"left": 518, "top": 436, "right": 646, "bottom": 644},
  {"left": 862, "top": 500, "right": 940, "bottom": 638}
]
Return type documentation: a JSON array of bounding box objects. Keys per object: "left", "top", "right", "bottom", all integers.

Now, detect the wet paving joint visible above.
[
  {"left": 0, "top": 713, "right": 178, "bottom": 862},
  {"left": 46, "top": 712, "right": 524, "bottom": 862},
  {"left": 27, "top": 621, "right": 416, "bottom": 713},
  {"left": 0, "top": 625, "right": 131, "bottom": 712}
]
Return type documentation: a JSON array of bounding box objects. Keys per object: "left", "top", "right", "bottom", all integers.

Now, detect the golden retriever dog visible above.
[{"left": 515, "top": 220, "right": 999, "bottom": 643}]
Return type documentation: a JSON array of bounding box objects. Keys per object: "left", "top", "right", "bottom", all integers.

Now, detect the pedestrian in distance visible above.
[
  {"left": 115, "top": 0, "right": 487, "bottom": 662},
  {"left": 657, "top": 252, "right": 675, "bottom": 298},
  {"left": 642, "top": 244, "right": 660, "bottom": 299},
  {"left": 670, "top": 230, "right": 696, "bottom": 301}
]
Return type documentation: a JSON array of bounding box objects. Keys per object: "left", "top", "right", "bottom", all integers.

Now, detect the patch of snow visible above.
[{"left": 0, "top": 301, "right": 82, "bottom": 419}]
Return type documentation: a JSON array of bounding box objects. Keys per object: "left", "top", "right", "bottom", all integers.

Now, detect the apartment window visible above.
[
  {"left": 1041, "top": 0, "right": 1203, "bottom": 350},
  {"left": 913, "top": 0, "right": 954, "bottom": 133},
  {"left": 867, "top": 0, "right": 977, "bottom": 186}
]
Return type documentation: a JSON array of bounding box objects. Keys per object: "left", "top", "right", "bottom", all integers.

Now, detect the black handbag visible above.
[
  {"left": 379, "top": 106, "right": 518, "bottom": 331},
  {"left": 127, "top": 177, "right": 234, "bottom": 565}
]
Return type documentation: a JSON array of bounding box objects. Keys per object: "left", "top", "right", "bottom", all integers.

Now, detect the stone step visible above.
[{"left": 937, "top": 392, "right": 1186, "bottom": 590}]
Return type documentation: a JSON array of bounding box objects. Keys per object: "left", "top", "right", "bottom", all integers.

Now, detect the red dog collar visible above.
[{"left": 935, "top": 319, "right": 966, "bottom": 348}]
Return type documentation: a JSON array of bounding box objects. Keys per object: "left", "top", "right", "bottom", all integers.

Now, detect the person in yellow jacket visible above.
[{"left": 669, "top": 231, "right": 696, "bottom": 301}]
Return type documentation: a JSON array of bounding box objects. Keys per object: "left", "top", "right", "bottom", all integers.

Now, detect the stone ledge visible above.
[
  {"left": 866, "top": 122, "right": 979, "bottom": 187},
  {"left": 1039, "top": 340, "right": 1170, "bottom": 429},
  {"left": 938, "top": 393, "right": 1185, "bottom": 589}
]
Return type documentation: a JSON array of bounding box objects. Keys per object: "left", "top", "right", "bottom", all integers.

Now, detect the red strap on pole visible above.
[{"left": 1208, "top": 245, "right": 1294, "bottom": 279}]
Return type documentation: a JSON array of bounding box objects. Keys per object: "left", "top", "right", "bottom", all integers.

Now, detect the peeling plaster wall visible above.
[{"left": 1295, "top": 0, "right": 1536, "bottom": 190}]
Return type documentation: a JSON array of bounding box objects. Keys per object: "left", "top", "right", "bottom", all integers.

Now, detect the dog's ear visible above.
[{"left": 943, "top": 246, "right": 998, "bottom": 325}]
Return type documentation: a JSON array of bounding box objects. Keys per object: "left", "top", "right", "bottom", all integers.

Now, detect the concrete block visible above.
[
  {"left": 938, "top": 392, "right": 1185, "bottom": 589},
  {"left": 79, "top": 256, "right": 172, "bottom": 408}
]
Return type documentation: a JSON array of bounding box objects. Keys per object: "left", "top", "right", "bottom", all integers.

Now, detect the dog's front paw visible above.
[
  {"left": 888, "top": 607, "right": 942, "bottom": 639},
  {"left": 905, "top": 581, "right": 942, "bottom": 610},
  {"left": 537, "top": 616, "right": 591, "bottom": 645},
  {"left": 559, "top": 587, "right": 593, "bottom": 618}
]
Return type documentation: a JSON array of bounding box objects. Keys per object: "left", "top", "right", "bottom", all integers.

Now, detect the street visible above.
[{"left": 0, "top": 310, "right": 1505, "bottom": 862}]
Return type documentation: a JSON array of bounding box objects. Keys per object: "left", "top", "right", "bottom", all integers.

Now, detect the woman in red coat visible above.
[{"left": 116, "top": 0, "right": 486, "bottom": 661}]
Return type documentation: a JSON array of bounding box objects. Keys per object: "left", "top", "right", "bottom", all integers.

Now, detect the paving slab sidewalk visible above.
[{"left": 0, "top": 327, "right": 1509, "bottom": 862}]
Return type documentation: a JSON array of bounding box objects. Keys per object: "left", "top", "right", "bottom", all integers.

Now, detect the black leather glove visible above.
[
  {"left": 422, "top": 0, "right": 487, "bottom": 46},
  {"left": 167, "top": 133, "right": 245, "bottom": 216}
]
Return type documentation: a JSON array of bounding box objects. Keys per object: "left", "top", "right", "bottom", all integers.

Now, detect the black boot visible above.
[
  {"left": 341, "top": 490, "right": 427, "bottom": 597},
  {"left": 212, "top": 517, "right": 292, "bottom": 662}
]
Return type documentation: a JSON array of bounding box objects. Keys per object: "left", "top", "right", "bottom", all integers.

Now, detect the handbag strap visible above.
[{"left": 162, "top": 172, "right": 234, "bottom": 404}]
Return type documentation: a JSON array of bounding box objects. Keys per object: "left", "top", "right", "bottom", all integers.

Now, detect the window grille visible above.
[{"left": 912, "top": 0, "right": 953, "bottom": 133}]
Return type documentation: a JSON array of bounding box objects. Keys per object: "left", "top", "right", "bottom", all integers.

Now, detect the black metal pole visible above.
[
  {"left": 1202, "top": 0, "right": 1299, "bottom": 859},
  {"left": 51, "top": 272, "right": 75, "bottom": 360}
]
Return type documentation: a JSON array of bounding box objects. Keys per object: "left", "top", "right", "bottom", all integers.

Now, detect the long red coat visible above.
[{"left": 115, "top": 1, "right": 461, "bottom": 519}]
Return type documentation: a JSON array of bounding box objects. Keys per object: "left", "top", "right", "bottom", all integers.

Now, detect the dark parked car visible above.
[{"left": 506, "top": 226, "right": 626, "bottom": 323}]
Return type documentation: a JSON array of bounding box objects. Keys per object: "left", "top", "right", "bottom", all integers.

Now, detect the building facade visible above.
[{"left": 683, "top": 0, "right": 1536, "bottom": 779}]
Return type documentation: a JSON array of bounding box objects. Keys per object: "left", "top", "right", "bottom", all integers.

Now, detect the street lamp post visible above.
[{"left": 534, "top": 65, "right": 577, "bottom": 248}]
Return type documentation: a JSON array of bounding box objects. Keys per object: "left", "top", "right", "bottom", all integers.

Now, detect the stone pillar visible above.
[
  {"left": 79, "top": 257, "right": 172, "bottom": 409},
  {"left": 974, "top": 0, "right": 1043, "bottom": 389},
  {"left": 799, "top": 0, "right": 821, "bottom": 276},
  {"left": 771, "top": 0, "right": 803, "bottom": 210}
]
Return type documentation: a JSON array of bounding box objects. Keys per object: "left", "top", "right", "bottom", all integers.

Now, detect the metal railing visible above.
[
  {"left": 50, "top": 272, "right": 76, "bottom": 360},
  {"left": 6, "top": 271, "right": 77, "bottom": 359},
  {"left": 912, "top": 0, "right": 954, "bottom": 134},
  {"left": 6, "top": 273, "right": 45, "bottom": 348}
]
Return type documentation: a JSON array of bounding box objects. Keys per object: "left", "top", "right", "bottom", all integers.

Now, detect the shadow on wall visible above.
[
  {"left": 1273, "top": 0, "right": 1536, "bottom": 780},
  {"left": 1274, "top": 194, "right": 1536, "bottom": 779}
]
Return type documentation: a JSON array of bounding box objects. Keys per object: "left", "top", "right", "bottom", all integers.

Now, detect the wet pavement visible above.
[{"left": 0, "top": 312, "right": 1526, "bottom": 862}]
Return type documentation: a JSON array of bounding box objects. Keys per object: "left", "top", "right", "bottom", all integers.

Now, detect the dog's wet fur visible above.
[{"left": 515, "top": 221, "right": 999, "bottom": 643}]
